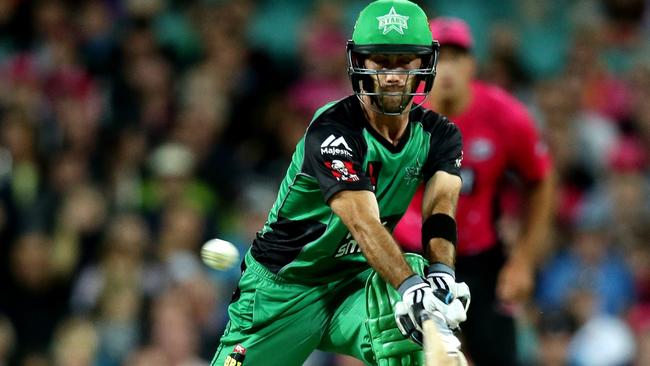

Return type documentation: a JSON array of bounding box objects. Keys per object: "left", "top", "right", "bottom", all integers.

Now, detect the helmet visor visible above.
[{"left": 347, "top": 41, "right": 439, "bottom": 115}]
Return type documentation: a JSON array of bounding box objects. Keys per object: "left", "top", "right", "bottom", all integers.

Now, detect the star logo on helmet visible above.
[{"left": 376, "top": 7, "right": 409, "bottom": 35}]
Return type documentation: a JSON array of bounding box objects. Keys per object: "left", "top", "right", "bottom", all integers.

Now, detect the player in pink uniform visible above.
[{"left": 394, "top": 17, "right": 555, "bottom": 365}]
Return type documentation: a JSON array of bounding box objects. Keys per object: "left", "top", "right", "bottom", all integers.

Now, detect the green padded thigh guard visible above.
[{"left": 365, "top": 253, "right": 428, "bottom": 366}]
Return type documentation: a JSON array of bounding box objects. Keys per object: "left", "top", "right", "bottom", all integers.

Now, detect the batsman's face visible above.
[
  {"left": 433, "top": 46, "right": 475, "bottom": 101},
  {"left": 364, "top": 54, "right": 422, "bottom": 113}
]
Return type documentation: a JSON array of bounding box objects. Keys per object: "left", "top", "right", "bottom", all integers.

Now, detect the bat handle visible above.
[{"left": 420, "top": 310, "right": 469, "bottom": 366}]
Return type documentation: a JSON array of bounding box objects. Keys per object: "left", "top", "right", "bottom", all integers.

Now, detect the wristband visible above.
[
  {"left": 428, "top": 262, "right": 455, "bottom": 278},
  {"left": 397, "top": 274, "right": 425, "bottom": 297},
  {"left": 422, "top": 213, "right": 457, "bottom": 255}
]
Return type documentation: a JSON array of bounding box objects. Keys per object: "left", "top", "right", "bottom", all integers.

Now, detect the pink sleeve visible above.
[{"left": 504, "top": 99, "right": 552, "bottom": 182}]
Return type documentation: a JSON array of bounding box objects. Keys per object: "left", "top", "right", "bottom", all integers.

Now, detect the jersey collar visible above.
[{"left": 352, "top": 97, "right": 414, "bottom": 154}]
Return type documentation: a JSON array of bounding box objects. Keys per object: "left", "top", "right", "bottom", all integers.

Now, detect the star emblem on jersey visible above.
[
  {"left": 376, "top": 7, "right": 409, "bottom": 35},
  {"left": 404, "top": 160, "right": 422, "bottom": 185}
]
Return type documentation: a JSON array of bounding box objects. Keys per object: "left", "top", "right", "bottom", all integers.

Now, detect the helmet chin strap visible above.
[
  {"left": 356, "top": 87, "right": 429, "bottom": 116},
  {"left": 357, "top": 94, "right": 413, "bottom": 116},
  {"left": 353, "top": 71, "right": 431, "bottom": 116}
]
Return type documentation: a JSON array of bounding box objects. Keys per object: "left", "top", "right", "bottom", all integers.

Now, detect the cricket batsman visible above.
[{"left": 210, "top": 1, "right": 470, "bottom": 365}]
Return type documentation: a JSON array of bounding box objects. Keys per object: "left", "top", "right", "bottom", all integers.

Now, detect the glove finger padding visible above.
[
  {"left": 455, "top": 281, "right": 471, "bottom": 313},
  {"left": 443, "top": 299, "right": 467, "bottom": 330},
  {"left": 426, "top": 271, "right": 472, "bottom": 330},
  {"left": 366, "top": 253, "right": 429, "bottom": 366},
  {"left": 394, "top": 301, "right": 423, "bottom": 346},
  {"left": 398, "top": 276, "right": 435, "bottom": 334}
]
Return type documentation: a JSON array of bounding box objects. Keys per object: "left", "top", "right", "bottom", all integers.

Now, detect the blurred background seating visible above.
[{"left": 0, "top": 1, "right": 649, "bottom": 365}]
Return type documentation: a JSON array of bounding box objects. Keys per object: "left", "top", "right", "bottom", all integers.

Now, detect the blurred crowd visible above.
[{"left": 0, "top": 0, "right": 649, "bottom": 365}]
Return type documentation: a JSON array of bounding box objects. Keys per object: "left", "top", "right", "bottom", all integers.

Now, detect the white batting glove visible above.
[
  {"left": 394, "top": 300, "right": 424, "bottom": 345},
  {"left": 426, "top": 263, "right": 471, "bottom": 330},
  {"left": 396, "top": 275, "right": 438, "bottom": 332}
]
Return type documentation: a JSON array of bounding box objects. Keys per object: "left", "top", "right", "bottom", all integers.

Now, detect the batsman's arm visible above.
[
  {"left": 329, "top": 190, "right": 414, "bottom": 289},
  {"left": 421, "top": 171, "right": 462, "bottom": 268}
]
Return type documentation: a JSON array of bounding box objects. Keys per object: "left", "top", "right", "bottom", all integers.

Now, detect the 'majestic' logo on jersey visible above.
[
  {"left": 325, "top": 160, "right": 360, "bottom": 182},
  {"left": 321, "top": 134, "right": 353, "bottom": 158}
]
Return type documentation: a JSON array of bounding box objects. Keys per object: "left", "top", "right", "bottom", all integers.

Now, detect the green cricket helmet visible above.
[{"left": 347, "top": 0, "right": 439, "bottom": 115}]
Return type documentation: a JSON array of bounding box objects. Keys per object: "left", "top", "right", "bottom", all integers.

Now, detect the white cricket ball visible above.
[{"left": 200, "top": 238, "right": 240, "bottom": 271}]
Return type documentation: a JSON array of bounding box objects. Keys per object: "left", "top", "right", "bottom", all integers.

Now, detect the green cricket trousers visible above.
[{"left": 210, "top": 252, "right": 376, "bottom": 366}]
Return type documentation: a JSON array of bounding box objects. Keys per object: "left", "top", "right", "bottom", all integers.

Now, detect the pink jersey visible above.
[{"left": 394, "top": 81, "right": 552, "bottom": 256}]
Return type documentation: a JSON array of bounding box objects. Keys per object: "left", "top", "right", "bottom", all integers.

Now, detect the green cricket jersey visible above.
[{"left": 250, "top": 96, "right": 462, "bottom": 285}]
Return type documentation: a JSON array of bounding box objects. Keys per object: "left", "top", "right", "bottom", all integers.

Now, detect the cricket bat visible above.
[{"left": 421, "top": 312, "right": 469, "bottom": 366}]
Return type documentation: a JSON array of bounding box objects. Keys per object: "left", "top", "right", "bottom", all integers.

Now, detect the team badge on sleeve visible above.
[
  {"left": 224, "top": 344, "right": 246, "bottom": 366},
  {"left": 325, "top": 160, "right": 360, "bottom": 182}
]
